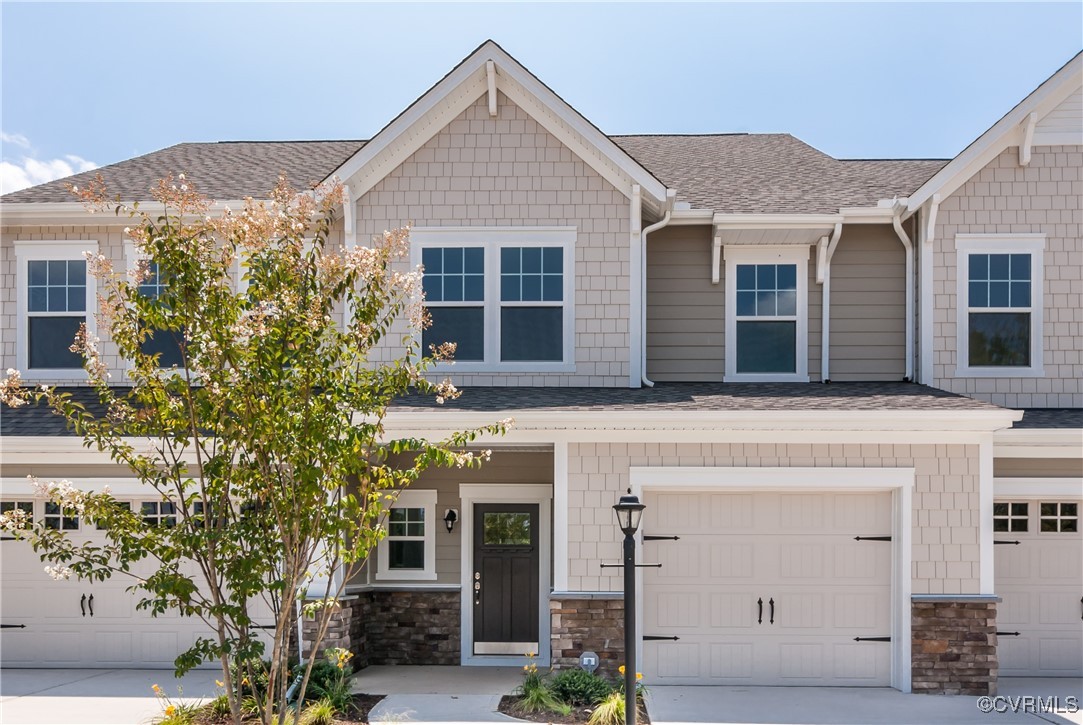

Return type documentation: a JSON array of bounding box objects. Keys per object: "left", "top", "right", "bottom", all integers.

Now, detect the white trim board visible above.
[
  {"left": 994, "top": 477, "right": 1083, "bottom": 497},
  {"left": 458, "top": 482, "right": 552, "bottom": 668},
  {"left": 629, "top": 466, "right": 915, "bottom": 693}
]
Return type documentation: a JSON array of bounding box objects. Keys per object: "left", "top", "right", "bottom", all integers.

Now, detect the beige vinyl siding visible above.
[
  {"left": 994, "top": 457, "right": 1083, "bottom": 478},
  {"left": 646, "top": 226, "right": 722, "bottom": 381},
  {"left": 829, "top": 225, "right": 906, "bottom": 381},
  {"left": 347, "top": 449, "right": 553, "bottom": 588},
  {"left": 1035, "top": 87, "right": 1083, "bottom": 139}
]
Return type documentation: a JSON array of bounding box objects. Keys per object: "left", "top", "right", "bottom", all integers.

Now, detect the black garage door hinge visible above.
[
  {"left": 996, "top": 631, "right": 1021, "bottom": 637},
  {"left": 643, "top": 635, "right": 680, "bottom": 641},
  {"left": 853, "top": 636, "right": 891, "bottom": 642},
  {"left": 0, "top": 624, "right": 27, "bottom": 629},
  {"left": 854, "top": 536, "right": 892, "bottom": 541},
  {"left": 643, "top": 535, "right": 680, "bottom": 541},
  {"left": 994, "top": 540, "right": 1021, "bottom": 545}
]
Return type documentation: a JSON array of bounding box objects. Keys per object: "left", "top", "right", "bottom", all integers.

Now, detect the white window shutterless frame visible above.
[
  {"left": 14, "top": 241, "right": 99, "bottom": 379},
  {"left": 375, "top": 489, "right": 438, "bottom": 582},
  {"left": 954, "top": 235, "right": 1045, "bottom": 378},
  {"left": 124, "top": 242, "right": 186, "bottom": 370},
  {"left": 410, "top": 227, "right": 576, "bottom": 374},
  {"left": 723, "top": 245, "right": 810, "bottom": 382}
]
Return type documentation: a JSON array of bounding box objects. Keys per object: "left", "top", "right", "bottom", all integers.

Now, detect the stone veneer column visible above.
[
  {"left": 550, "top": 594, "right": 624, "bottom": 677},
  {"left": 300, "top": 595, "right": 367, "bottom": 665},
  {"left": 911, "top": 596, "right": 999, "bottom": 695}
]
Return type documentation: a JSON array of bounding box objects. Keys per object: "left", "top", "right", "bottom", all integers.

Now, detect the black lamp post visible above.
[{"left": 613, "top": 493, "right": 645, "bottom": 725}]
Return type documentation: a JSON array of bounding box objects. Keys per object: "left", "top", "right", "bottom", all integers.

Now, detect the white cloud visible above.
[
  {"left": 1, "top": 131, "right": 97, "bottom": 194},
  {"left": 1, "top": 131, "right": 31, "bottom": 149}
]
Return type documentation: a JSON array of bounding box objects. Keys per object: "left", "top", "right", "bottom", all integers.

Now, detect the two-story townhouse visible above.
[{"left": 1, "top": 41, "right": 1079, "bottom": 696}]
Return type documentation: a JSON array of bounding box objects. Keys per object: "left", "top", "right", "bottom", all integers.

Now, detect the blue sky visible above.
[{"left": 1, "top": 2, "right": 1080, "bottom": 193}]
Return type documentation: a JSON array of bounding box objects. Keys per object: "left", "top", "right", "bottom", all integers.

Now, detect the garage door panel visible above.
[
  {"left": 709, "top": 593, "right": 757, "bottom": 629},
  {"left": 708, "top": 494, "right": 755, "bottom": 531},
  {"left": 1038, "top": 592, "right": 1082, "bottom": 625},
  {"left": 994, "top": 545, "right": 1031, "bottom": 579},
  {"left": 1038, "top": 544, "right": 1081, "bottom": 578},
  {"left": 998, "top": 591, "right": 1030, "bottom": 626},
  {"left": 708, "top": 642, "right": 754, "bottom": 679},
  {"left": 1039, "top": 636, "right": 1083, "bottom": 672},
  {"left": 650, "top": 493, "right": 704, "bottom": 532},
  {"left": 644, "top": 490, "right": 892, "bottom": 687}
]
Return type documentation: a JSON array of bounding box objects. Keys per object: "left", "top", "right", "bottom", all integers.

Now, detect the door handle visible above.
[
  {"left": 474, "top": 572, "right": 481, "bottom": 605},
  {"left": 80, "top": 594, "right": 86, "bottom": 617},
  {"left": 769, "top": 598, "right": 775, "bottom": 624},
  {"left": 88, "top": 594, "right": 94, "bottom": 617},
  {"left": 757, "top": 597, "right": 763, "bottom": 624}
]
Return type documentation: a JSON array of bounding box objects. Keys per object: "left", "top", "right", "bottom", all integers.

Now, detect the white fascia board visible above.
[
  {"left": 381, "top": 407, "right": 1023, "bottom": 435},
  {"left": 667, "top": 208, "right": 715, "bottom": 225},
  {"left": 1, "top": 200, "right": 255, "bottom": 227},
  {"left": 907, "top": 54, "right": 1082, "bottom": 213},
  {"left": 839, "top": 207, "right": 897, "bottom": 224},
  {"left": 328, "top": 41, "right": 668, "bottom": 211},
  {"left": 491, "top": 54, "right": 668, "bottom": 209},
  {"left": 993, "top": 427, "right": 1083, "bottom": 458},
  {"left": 712, "top": 213, "right": 843, "bottom": 230}
]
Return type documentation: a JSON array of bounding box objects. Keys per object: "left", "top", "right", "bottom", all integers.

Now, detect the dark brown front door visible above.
[{"left": 472, "top": 503, "right": 539, "bottom": 655}]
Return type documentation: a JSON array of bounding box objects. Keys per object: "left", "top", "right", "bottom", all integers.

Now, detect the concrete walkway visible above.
[
  {"left": 646, "top": 678, "right": 1083, "bottom": 725},
  {"left": 356, "top": 665, "right": 522, "bottom": 723},
  {"left": 0, "top": 668, "right": 219, "bottom": 725}
]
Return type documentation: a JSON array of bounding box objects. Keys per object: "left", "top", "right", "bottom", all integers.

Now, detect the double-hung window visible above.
[
  {"left": 15, "top": 241, "right": 98, "bottom": 375},
  {"left": 376, "top": 489, "right": 437, "bottom": 581},
  {"left": 125, "top": 244, "right": 185, "bottom": 369},
  {"left": 724, "top": 246, "right": 809, "bottom": 382},
  {"left": 414, "top": 228, "right": 575, "bottom": 372},
  {"left": 955, "top": 235, "right": 1044, "bottom": 377}
]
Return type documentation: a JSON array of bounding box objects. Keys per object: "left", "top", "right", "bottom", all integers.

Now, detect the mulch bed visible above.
[
  {"left": 498, "top": 695, "right": 649, "bottom": 724},
  {"left": 191, "top": 694, "right": 385, "bottom": 724}
]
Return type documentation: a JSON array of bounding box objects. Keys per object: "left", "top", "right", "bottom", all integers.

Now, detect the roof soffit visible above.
[
  {"left": 328, "top": 41, "right": 669, "bottom": 211},
  {"left": 907, "top": 53, "right": 1083, "bottom": 214}
]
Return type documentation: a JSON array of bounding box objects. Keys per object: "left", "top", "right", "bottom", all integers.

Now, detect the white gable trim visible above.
[
  {"left": 906, "top": 53, "right": 1082, "bottom": 214},
  {"left": 328, "top": 41, "right": 669, "bottom": 213}
]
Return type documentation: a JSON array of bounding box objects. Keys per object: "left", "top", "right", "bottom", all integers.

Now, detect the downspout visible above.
[
  {"left": 892, "top": 205, "right": 915, "bottom": 382},
  {"left": 640, "top": 191, "right": 676, "bottom": 387},
  {"left": 819, "top": 223, "right": 843, "bottom": 383}
]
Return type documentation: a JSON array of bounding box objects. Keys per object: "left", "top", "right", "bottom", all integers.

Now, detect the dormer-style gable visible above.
[
  {"left": 906, "top": 51, "right": 1082, "bottom": 219},
  {"left": 328, "top": 40, "right": 671, "bottom": 217}
]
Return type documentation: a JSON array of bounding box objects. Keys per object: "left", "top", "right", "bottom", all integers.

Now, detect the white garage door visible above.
[
  {"left": 994, "top": 499, "right": 1083, "bottom": 677},
  {"left": 643, "top": 491, "right": 893, "bottom": 686},
  {"left": 1, "top": 499, "right": 274, "bottom": 669}
]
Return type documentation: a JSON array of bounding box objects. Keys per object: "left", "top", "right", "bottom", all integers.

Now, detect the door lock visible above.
[{"left": 474, "top": 573, "right": 481, "bottom": 605}]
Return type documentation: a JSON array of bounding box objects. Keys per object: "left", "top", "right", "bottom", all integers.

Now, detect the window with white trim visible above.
[
  {"left": 724, "top": 246, "right": 809, "bottom": 382},
  {"left": 140, "top": 501, "right": 177, "bottom": 528},
  {"left": 376, "top": 489, "right": 437, "bottom": 581},
  {"left": 0, "top": 501, "right": 34, "bottom": 530},
  {"left": 43, "top": 502, "right": 79, "bottom": 530},
  {"left": 1039, "top": 502, "right": 1078, "bottom": 533},
  {"left": 413, "top": 228, "right": 575, "bottom": 372},
  {"left": 955, "top": 235, "right": 1044, "bottom": 377},
  {"left": 993, "top": 501, "right": 1028, "bottom": 532},
  {"left": 15, "top": 241, "right": 98, "bottom": 374}
]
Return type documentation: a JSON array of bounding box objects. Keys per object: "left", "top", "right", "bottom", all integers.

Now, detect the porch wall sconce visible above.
[{"left": 443, "top": 508, "right": 458, "bottom": 534}]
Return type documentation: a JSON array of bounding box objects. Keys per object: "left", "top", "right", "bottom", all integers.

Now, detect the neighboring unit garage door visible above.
[
  {"left": 643, "top": 491, "right": 892, "bottom": 686},
  {"left": 0, "top": 501, "right": 274, "bottom": 669},
  {"left": 994, "top": 499, "right": 1083, "bottom": 677}
]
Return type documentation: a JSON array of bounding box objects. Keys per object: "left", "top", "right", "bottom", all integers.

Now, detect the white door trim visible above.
[
  {"left": 629, "top": 466, "right": 914, "bottom": 692},
  {"left": 458, "top": 483, "right": 552, "bottom": 667}
]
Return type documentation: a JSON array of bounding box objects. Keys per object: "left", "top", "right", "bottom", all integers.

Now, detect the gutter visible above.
[
  {"left": 640, "top": 190, "right": 677, "bottom": 387},
  {"left": 891, "top": 204, "right": 915, "bottom": 382}
]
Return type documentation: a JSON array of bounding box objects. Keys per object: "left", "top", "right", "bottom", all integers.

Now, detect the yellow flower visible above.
[
  {"left": 242, "top": 677, "right": 249, "bottom": 686},
  {"left": 165, "top": 705, "right": 175, "bottom": 716},
  {"left": 636, "top": 672, "right": 643, "bottom": 680},
  {"left": 152, "top": 684, "right": 162, "bottom": 694},
  {"left": 618, "top": 665, "right": 626, "bottom": 675},
  {"left": 215, "top": 680, "right": 224, "bottom": 688}
]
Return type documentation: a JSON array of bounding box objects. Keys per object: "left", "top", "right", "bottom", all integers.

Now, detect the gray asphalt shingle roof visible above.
[
  {"left": 2, "top": 135, "right": 945, "bottom": 215},
  {"left": 1013, "top": 408, "right": 1083, "bottom": 429},
  {"left": 0, "top": 140, "right": 365, "bottom": 203},
  {"left": 1, "top": 383, "right": 1008, "bottom": 436}
]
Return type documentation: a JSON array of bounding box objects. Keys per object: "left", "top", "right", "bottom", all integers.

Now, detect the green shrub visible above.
[
  {"left": 587, "top": 691, "right": 624, "bottom": 725},
  {"left": 550, "top": 668, "right": 614, "bottom": 706},
  {"left": 208, "top": 694, "right": 232, "bottom": 719},
  {"left": 291, "top": 655, "right": 354, "bottom": 704},
  {"left": 519, "top": 684, "right": 569, "bottom": 715},
  {"left": 300, "top": 698, "right": 337, "bottom": 725},
  {"left": 307, "top": 673, "right": 353, "bottom": 714}
]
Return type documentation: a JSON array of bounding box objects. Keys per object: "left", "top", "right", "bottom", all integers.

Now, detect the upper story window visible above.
[
  {"left": 724, "top": 246, "right": 809, "bottom": 382},
  {"left": 125, "top": 244, "right": 186, "bottom": 369},
  {"left": 413, "top": 228, "right": 575, "bottom": 373},
  {"left": 955, "top": 235, "right": 1045, "bottom": 378},
  {"left": 376, "top": 489, "right": 437, "bottom": 581},
  {"left": 14, "top": 241, "right": 98, "bottom": 375}
]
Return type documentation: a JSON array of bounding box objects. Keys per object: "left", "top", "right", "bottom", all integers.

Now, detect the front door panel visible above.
[{"left": 473, "top": 503, "right": 539, "bottom": 655}]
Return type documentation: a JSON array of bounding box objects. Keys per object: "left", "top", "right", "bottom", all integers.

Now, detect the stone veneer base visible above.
[
  {"left": 911, "top": 596, "right": 999, "bottom": 695},
  {"left": 550, "top": 595, "right": 624, "bottom": 678}
]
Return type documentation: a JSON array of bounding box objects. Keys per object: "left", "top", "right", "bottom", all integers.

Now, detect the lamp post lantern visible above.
[{"left": 613, "top": 492, "right": 645, "bottom": 725}]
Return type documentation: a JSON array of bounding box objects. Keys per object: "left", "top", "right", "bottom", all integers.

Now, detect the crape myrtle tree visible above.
[{"left": 0, "top": 175, "right": 507, "bottom": 725}]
